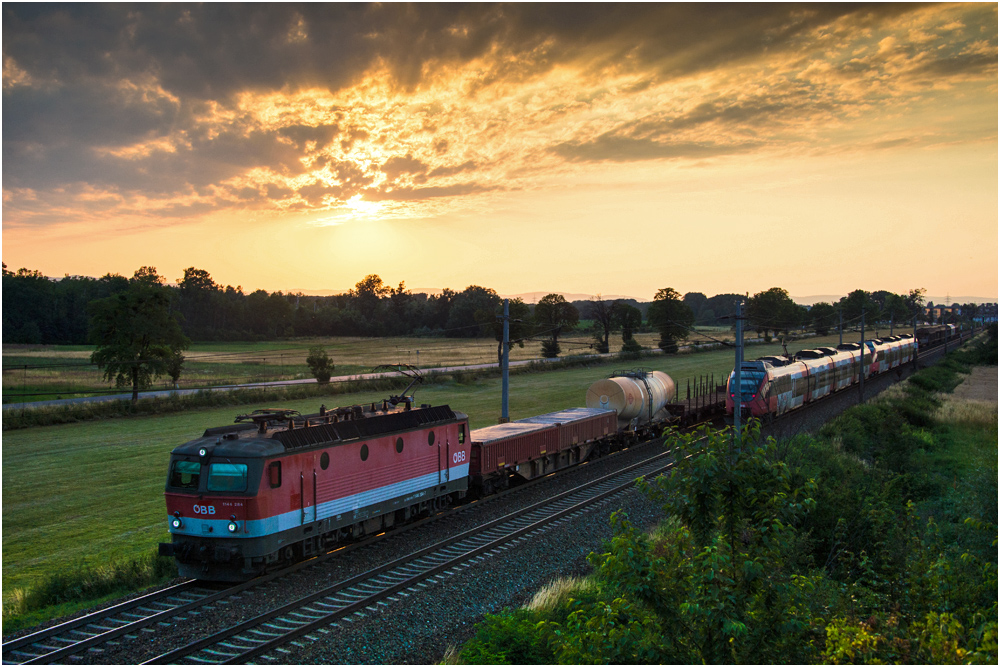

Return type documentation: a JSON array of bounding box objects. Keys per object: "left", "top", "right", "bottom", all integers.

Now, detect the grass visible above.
[
  {"left": 2, "top": 326, "right": 784, "bottom": 403},
  {"left": 0, "top": 330, "right": 865, "bottom": 630}
]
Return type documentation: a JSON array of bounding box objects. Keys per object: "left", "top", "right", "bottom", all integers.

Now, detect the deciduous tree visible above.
[
  {"left": 647, "top": 287, "right": 694, "bottom": 352},
  {"left": 534, "top": 293, "right": 579, "bottom": 358},
  {"left": 483, "top": 298, "right": 532, "bottom": 365},
  {"left": 613, "top": 301, "right": 643, "bottom": 357},
  {"left": 89, "top": 267, "right": 189, "bottom": 404},
  {"left": 746, "top": 287, "right": 799, "bottom": 338},
  {"left": 587, "top": 295, "right": 616, "bottom": 353},
  {"left": 809, "top": 301, "right": 838, "bottom": 336}
]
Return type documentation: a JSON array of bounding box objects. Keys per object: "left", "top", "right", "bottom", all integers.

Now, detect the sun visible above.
[{"left": 345, "top": 194, "right": 385, "bottom": 218}]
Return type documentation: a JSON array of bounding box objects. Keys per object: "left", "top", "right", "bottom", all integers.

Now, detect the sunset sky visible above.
[{"left": 3, "top": 3, "right": 997, "bottom": 301}]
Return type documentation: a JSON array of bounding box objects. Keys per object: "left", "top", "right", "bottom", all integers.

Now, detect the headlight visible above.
[
  {"left": 198, "top": 447, "right": 208, "bottom": 457},
  {"left": 171, "top": 517, "right": 183, "bottom": 529},
  {"left": 228, "top": 521, "right": 239, "bottom": 533}
]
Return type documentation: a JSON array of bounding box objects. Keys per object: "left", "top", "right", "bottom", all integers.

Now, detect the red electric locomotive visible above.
[
  {"left": 726, "top": 335, "right": 916, "bottom": 420},
  {"left": 159, "top": 401, "right": 471, "bottom": 581}
]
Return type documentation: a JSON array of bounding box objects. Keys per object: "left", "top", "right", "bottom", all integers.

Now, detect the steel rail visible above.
[
  {"left": 1, "top": 581, "right": 213, "bottom": 665},
  {"left": 144, "top": 444, "right": 687, "bottom": 665}
]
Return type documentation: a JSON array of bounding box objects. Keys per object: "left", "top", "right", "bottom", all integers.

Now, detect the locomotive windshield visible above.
[
  {"left": 207, "top": 462, "right": 248, "bottom": 492},
  {"left": 170, "top": 460, "right": 201, "bottom": 489}
]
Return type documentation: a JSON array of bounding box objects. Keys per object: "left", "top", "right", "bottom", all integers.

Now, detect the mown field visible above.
[
  {"left": 2, "top": 331, "right": 856, "bottom": 628},
  {"left": 2, "top": 328, "right": 745, "bottom": 403}
]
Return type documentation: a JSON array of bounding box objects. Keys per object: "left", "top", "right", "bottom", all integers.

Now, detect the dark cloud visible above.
[
  {"left": 381, "top": 154, "right": 429, "bottom": 181},
  {"left": 278, "top": 123, "right": 341, "bottom": 151},
  {"left": 428, "top": 160, "right": 478, "bottom": 178},
  {"left": 4, "top": 4, "right": 909, "bottom": 112},
  {"left": 2, "top": 3, "right": 994, "bottom": 219},
  {"left": 551, "top": 135, "right": 758, "bottom": 163}
]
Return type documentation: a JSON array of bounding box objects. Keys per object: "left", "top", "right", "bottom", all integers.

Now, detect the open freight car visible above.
[{"left": 468, "top": 408, "right": 617, "bottom": 495}]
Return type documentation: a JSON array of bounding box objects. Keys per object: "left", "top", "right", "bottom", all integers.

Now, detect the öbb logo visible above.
[{"left": 193, "top": 505, "right": 216, "bottom": 515}]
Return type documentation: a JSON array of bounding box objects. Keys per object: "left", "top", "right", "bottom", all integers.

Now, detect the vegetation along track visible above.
[{"left": 143, "top": 448, "right": 683, "bottom": 664}]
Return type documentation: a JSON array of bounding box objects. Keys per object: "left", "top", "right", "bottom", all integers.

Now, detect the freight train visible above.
[
  {"left": 726, "top": 335, "right": 917, "bottom": 420},
  {"left": 160, "top": 369, "right": 682, "bottom": 581},
  {"left": 915, "top": 324, "right": 958, "bottom": 348}
]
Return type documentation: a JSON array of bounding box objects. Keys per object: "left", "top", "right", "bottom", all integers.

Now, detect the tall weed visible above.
[{"left": 2, "top": 551, "right": 177, "bottom": 631}]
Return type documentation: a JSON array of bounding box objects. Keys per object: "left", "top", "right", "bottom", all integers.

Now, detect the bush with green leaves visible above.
[{"left": 305, "top": 345, "right": 335, "bottom": 383}]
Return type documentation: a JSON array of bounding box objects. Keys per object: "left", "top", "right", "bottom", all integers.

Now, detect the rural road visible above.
[
  {"left": 1, "top": 338, "right": 745, "bottom": 413},
  {"left": 1, "top": 355, "right": 597, "bottom": 412}
]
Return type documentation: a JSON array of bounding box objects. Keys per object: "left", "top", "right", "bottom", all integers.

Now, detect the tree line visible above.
[
  {"left": 0, "top": 263, "right": 704, "bottom": 346},
  {"left": 6, "top": 263, "right": 977, "bottom": 352}
]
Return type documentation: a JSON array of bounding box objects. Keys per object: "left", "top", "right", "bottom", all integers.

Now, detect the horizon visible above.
[
  {"left": 3, "top": 4, "right": 997, "bottom": 299},
  {"left": 10, "top": 267, "right": 996, "bottom": 307}
]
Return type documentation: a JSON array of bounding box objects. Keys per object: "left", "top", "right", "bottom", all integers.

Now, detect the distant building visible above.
[
  {"left": 924, "top": 303, "right": 998, "bottom": 324},
  {"left": 975, "top": 303, "right": 998, "bottom": 324}
]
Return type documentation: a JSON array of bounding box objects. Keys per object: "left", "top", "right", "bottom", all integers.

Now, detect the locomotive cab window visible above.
[
  {"left": 458, "top": 425, "right": 466, "bottom": 444},
  {"left": 208, "top": 463, "right": 248, "bottom": 492},
  {"left": 170, "top": 460, "right": 201, "bottom": 489}
]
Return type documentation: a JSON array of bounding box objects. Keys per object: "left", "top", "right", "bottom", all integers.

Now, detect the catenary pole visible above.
[
  {"left": 734, "top": 300, "right": 743, "bottom": 441},
  {"left": 501, "top": 299, "right": 510, "bottom": 423},
  {"left": 859, "top": 308, "right": 865, "bottom": 404}
]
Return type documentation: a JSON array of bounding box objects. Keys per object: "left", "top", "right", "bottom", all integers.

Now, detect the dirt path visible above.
[{"left": 952, "top": 366, "right": 998, "bottom": 403}]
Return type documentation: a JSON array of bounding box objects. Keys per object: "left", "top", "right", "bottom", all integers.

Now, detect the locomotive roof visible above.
[{"left": 170, "top": 403, "right": 463, "bottom": 458}]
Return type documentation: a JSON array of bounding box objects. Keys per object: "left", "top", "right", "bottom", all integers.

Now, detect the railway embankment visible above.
[{"left": 447, "top": 330, "right": 998, "bottom": 665}]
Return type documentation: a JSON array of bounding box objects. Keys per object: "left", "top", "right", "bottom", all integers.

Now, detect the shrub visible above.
[
  {"left": 619, "top": 337, "right": 643, "bottom": 360},
  {"left": 306, "top": 346, "right": 335, "bottom": 383},
  {"left": 456, "top": 609, "right": 554, "bottom": 664}
]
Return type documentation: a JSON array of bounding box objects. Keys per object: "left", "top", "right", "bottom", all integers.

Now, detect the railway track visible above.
[
  {"left": 1, "top": 582, "right": 219, "bottom": 664},
  {"left": 143, "top": 447, "right": 683, "bottom": 664},
  {"left": 2, "top": 431, "right": 685, "bottom": 665}
]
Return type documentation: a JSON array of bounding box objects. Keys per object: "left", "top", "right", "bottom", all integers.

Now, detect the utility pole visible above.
[
  {"left": 838, "top": 309, "right": 843, "bottom": 346},
  {"left": 859, "top": 308, "right": 865, "bottom": 404},
  {"left": 500, "top": 299, "right": 510, "bottom": 423},
  {"left": 733, "top": 300, "right": 744, "bottom": 442}
]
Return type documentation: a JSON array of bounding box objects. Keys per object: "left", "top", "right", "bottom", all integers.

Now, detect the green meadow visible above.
[
  {"left": 2, "top": 329, "right": 753, "bottom": 403},
  {"left": 2, "top": 332, "right": 854, "bottom": 628}
]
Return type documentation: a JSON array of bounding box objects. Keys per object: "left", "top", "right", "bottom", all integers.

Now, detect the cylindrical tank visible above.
[{"left": 585, "top": 371, "right": 676, "bottom": 423}]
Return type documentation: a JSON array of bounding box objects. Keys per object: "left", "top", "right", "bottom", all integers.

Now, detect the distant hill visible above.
[
  {"left": 791, "top": 295, "right": 845, "bottom": 307},
  {"left": 286, "top": 288, "right": 642, "bottom": 301},
  {"left": 500, "top": 291, "right": 641, "bottom": 303},
  {"left": 287, "top": 288, "right": 996, "bottom": 306}
]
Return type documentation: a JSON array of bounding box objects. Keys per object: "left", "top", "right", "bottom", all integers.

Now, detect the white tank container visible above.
[{"left": 585, "top": 371, "right": 676, "bottom": 423}]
